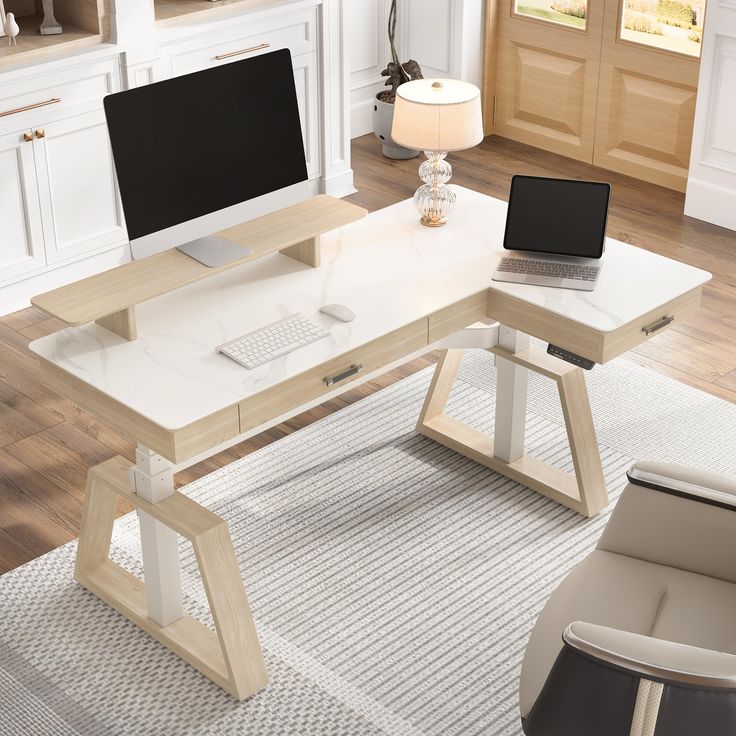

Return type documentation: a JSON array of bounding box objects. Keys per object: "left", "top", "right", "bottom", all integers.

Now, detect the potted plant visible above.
[{"left": 371, "top": 0, "right": 423, "bottom": 159}]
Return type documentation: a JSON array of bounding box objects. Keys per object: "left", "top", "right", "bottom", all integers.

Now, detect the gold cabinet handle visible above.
[
  {"left": 35, "top": 129, "right": 45, "bottom": 139},
  {"left": 324, "top": 364, "right": 363, "bottom": 386},
  {"left": 214, "top": 42, "right": 270, "bottom": 61},
  {"left": 0, "top": 97, "right": 61, "bottom": 118},
  {"left": 23, "top": 132, "right": 33, "bottom": 142}
]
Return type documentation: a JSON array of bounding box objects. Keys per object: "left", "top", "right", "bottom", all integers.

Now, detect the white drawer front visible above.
[
  {"left": 166, "top": 8, "right": 317, "bottom": 77},
  {"left": 0, "top": 59, "right": 120, "bottom": 128}
]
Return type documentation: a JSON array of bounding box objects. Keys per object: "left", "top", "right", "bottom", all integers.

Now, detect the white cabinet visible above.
[
  {"left": 0, "top": 129, "right": 46, "bottom": 282},
  {"left": 0, "top": 57, "right": 125, "bottom": 288},
  {"left": 160, "top": 5, "right": 321, "bottom": 179},
  {"left": 34, "top": 109, "right": 126, "bottom": 265}
]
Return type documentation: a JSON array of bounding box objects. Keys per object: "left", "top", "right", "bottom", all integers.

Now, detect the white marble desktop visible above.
[{"left": 30, "top": 187, "right": 710, "bottom": 431}]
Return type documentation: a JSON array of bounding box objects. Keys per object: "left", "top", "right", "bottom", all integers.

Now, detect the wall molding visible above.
[
  {"left": 347, "top": 0, "right": 484, "bottom": 139},
  {"left": 685, "top": 6, "right": 736, "bottom": 230}
]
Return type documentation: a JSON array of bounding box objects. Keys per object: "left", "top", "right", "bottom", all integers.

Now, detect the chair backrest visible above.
[{"left": 597, "top": 463, "right": 736, "bottom": 584}]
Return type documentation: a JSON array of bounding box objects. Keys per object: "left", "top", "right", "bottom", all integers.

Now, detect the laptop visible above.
[{"left": 492, "top": 175, "right": 611, "bottom": 292}]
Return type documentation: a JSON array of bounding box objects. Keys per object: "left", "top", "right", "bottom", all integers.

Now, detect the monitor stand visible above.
[{"left": 176, "top": 236, "right": 254, "bottom": 268}]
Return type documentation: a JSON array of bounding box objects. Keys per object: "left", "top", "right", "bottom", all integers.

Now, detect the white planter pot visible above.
[{"left": 372, "top": 94, "right": 419, "bottom": 160}]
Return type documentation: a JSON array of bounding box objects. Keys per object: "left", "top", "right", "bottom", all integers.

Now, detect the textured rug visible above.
[{"left": 2, "top": 349, "right": 736, "bottom": 736}]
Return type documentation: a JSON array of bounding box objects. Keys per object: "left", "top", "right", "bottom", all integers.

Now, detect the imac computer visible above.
[{"left": 103, "top": 49, "right": 309, "bottom": 266}]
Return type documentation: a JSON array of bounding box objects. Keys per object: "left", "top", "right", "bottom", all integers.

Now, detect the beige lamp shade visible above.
[{"left": 391, "top": 79, "right": 484, "bottom": 152}]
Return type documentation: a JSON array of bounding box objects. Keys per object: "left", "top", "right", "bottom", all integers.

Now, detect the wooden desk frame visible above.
[
  {"left": 417, "top": 339, "right": 607, "bottom": 517},
  {"left": 76, "top": 456, "right": 268, "bottom": 700},
  {"left": 32, "top": 213, "right": 706, "bottom": 699}
]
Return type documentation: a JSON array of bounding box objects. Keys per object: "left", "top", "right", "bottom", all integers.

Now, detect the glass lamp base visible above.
[{"left": 414, "top": 151, "right": 456, "bottom": 227}]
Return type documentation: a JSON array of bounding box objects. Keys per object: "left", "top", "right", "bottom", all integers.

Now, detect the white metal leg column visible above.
[
  {"left": 493, "top": 326, "right": 531, "bottom": 463},
  {"left": 129, "top": 445, "right": 184, "bottom": 626}
]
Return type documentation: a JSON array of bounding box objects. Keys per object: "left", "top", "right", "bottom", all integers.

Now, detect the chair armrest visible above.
[
  {"left": 564, "top": 621, "right": 736, "bottom": 689},
  {"left": 627, "top": 461, "right": 736, "bottom": 510}
]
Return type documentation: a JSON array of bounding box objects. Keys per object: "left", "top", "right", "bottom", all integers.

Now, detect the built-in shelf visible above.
[
  {"left": 0, "top": 0, "right": 106, "bottom": 69},
  {"left": 154, "top": 0, "right": 282, "bottom": 26}
]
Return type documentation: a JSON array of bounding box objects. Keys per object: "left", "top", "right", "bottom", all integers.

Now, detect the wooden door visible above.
[
  {"left": 0, "top": 129, "right": 46, "bottom": 285},
  {"left": 593, "top": 0, "right": 701, "bottom": 191},
  {"left": 494, "top": 0, "right": 605, "bottom": 162},
  {"left": 33, "top": 109, "right": 127, "bottom": 266}
]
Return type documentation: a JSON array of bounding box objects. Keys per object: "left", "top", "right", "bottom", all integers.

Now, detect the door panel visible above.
[
  {"left": 495, "top": 0, "right": 605, "bottom": 161},
  {"left": 34, "top": 109, "right": 127, "bottom": 265},
  {"left": 0, "top": 130, "right": 46, "bottom": 284},
  {"left": 593, "top": 0, "right": 700, "bottom": 191}
]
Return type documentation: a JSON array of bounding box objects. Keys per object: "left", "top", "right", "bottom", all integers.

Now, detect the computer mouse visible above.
[{"left": 319, "top": 304, "right": 356, "bottom": 322}]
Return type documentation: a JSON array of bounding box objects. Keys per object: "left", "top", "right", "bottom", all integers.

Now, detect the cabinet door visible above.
[
  {"left": 292, "top": 52, "right": 320, "bottom": 179},
  {"left": 0, "top": 130, "right": 46, "bottom": 284},
  {"left": 34, "top": 109, "right": 127, "bottom": 266}
]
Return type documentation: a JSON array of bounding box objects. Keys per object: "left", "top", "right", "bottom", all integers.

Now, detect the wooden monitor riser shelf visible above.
[
  {"left": 29, "top": 187, "right": 710, "bottom": 700},
  {"left": 31, "top": 195, "right": 367, "bottom": 340}
]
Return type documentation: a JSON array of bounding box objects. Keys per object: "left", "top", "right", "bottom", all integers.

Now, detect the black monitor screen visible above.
[
  {"left": 104, "top": 49, "right": 308, "bottom": 241},
  {"left": 503, "top": 176, "right": 611, "bottom": 259}
]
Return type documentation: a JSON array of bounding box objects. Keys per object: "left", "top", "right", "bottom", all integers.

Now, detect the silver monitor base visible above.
[{"left": 176, "top": 236, "right": 253, "bottom": 267}]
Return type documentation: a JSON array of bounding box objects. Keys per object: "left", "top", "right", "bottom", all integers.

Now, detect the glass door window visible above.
[
  {"left": 620, "top": 0, "right": 705, "bottom": 56},
  {"left": 514, "top": 0, "right": 588, "bottom": 29}
]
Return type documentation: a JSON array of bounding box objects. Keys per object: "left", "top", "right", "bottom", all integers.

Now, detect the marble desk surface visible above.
[{"left": 30, "top": 186, "right": 711, "bottom": 431}]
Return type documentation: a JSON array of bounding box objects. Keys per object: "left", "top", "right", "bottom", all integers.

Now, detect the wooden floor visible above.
[{"left": 0, "top": 134, "right": 734, "bottom": 575}]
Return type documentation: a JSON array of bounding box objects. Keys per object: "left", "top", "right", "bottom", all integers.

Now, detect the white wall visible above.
[
  {"left": 684, "top": 1, "right": 736, "bottom": 231},
  {"left": 347, "top": 0, "right": 484, "bottom": 138}
]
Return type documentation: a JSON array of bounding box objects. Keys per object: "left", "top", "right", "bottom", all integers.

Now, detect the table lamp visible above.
[{"left": 391, "top": 79, "right": 483, "bottom": 227}]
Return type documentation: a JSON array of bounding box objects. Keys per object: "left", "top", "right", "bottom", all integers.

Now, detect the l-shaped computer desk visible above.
[{"left": 29, "top": 186, "right": 710, "bottom": 700}]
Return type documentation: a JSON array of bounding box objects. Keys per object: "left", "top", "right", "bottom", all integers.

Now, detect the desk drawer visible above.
[
  {"left": 167, "top": 8, "right": 317, "bottom": 77},
  {"left": 599, "top": 286, "right": 702, "bottom": 362},
  {"left": 238, "top": 319, "right": 428, "bottom": 433},
  {"left": 488, "top": 286, "right": 703, "bottom": 364}
]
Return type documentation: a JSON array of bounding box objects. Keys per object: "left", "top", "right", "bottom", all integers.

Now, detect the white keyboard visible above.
[{"left": 216, "top": 313, "right": 329, "bottom": 369}]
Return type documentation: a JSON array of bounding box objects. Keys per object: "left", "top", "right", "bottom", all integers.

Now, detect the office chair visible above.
[{"left": 519, "top": 462, "right": 736, "bottom": 735}]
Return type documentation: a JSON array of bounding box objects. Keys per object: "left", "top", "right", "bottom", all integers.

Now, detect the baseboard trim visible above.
[{"left": 684, "top": 177, "right": 736, "bottom": 232}]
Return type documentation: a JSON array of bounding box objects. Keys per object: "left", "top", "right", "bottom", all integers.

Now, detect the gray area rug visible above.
[{"left": 2, "top": 349, "right": 735, "bottom": 736}]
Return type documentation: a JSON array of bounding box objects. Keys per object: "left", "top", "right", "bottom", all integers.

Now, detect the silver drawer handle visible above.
[
  {"left": 324, "top": 364, "right": 363, "bottom": 386},
  {"left": 214, "top": 42, "right": 271, "bottom": 61},
  {"left": 0, "top": 97, "right": 61, "bottom": 118},
  {"left": 642, "top": 315, "right": 674, "bottom": 336}
]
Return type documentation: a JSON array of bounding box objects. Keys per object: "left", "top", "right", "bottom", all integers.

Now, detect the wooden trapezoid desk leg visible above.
[
  {"left": 74, "top": 455, "right": 269, "bottom": 700},
  {"left": 416, "top": 334, "right": 608, "bottom": 517}
]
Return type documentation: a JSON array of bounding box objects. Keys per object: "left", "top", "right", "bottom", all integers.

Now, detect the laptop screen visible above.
[{"left": 503, "top": 176, "right": 611, "bottom": 259}]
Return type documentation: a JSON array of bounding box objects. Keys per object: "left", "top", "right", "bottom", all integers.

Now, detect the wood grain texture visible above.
[
  {"left": 238, "top": 319, "right": 428, "bottom": 434},
  {"left": 193, "top": 523, "right": 269, "bottom": 698},
  {"left": 428, "top": 292, "right": 489, "bottom": 344},
  {"left": 279, "top": 236, "right": 321, "bottom": 267},
  {"left": 592, "top": 0, "right": 700, "bottom": 191},
  {"left": 416, "top": 349, "right": 464, "bottom": 425},
  {"left": 96, "top": 308, "right": 137, "bottom": 341},
  {"left": 76, "top": 455, "right": 269, "bottom": 699},
  {"left": 0, "top": 16, "right": 101, "bottom": 70},
  {"left": 1, "top": 134, "right": 735, "bottom": 572},
  {"left": 32, "top": 196, "right": 366, "bottom": 326},
  {"left": 419, "top": 343, "right": 608, "bottom": 516}
]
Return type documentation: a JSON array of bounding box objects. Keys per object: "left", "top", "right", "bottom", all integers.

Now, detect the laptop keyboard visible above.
[{"left": 496, "top": 257, "right": 599, "bottom": 282}]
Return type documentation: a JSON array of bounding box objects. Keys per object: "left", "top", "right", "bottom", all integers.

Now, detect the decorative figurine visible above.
[
  {"left": 40, "top": 0, "right": 62, "bottom": 35},
  {"left": 4, "top": 12, "right": 19, "bottom": 46}
]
